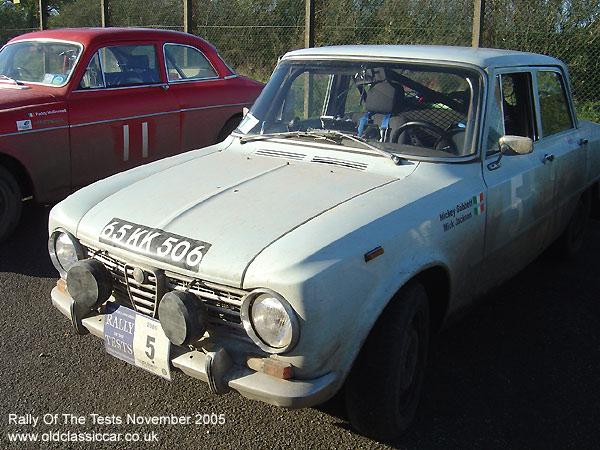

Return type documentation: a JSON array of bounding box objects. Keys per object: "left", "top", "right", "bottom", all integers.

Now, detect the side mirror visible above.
[
  {"left": 499, "top": 135, "right": 533, "bottom": 155},
  {"left": 488, "top": 135, "right": 533, "bottom": 171}
]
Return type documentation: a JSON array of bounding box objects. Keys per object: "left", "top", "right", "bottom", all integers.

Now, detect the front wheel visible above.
[
  {"left": 0, "top": 166, "right": 22, "bottom": 242},
  {"left": 345, "top": 280, "right": 429, "bottom": 441}
]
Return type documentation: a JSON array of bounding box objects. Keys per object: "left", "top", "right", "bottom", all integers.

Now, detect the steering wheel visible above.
[
  {"left": 14, "top": 66, "right": 34, "bottom": 79},
  {"left": 391, "top": 121, "right": 458, "bottom": 154}
]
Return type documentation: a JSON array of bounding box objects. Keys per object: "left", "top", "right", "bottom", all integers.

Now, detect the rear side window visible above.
[
  {"left": 536, "top": 71, "right": 573, "bottom": 137},
  {"left": 164, "top": 44, "right": 217, "bottom": 81},
  {"left": 79, "top": 44, "right": 160, "bottom": 89}
]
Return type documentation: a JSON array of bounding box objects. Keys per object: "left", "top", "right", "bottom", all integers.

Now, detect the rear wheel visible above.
[
  {"left": 0, "top": 166, "right": 22, "bottom": 242},
  {"left": 217, "top": 116, "right": 242, "bottom": 143},
  {"left": 345, "top": 280, "right": 429, "bottom": 441},
  {"left": 555, "top": 191, "right": 591, "bottom": 258}
]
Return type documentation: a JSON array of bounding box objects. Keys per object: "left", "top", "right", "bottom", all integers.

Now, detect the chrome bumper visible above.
[{"left": 51, "top": 286, "right": 338, "bottom": 408}]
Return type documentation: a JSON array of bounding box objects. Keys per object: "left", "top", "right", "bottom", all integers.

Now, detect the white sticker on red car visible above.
[{"left": 16, "top": 120, "right": 32, "bottom": 131}]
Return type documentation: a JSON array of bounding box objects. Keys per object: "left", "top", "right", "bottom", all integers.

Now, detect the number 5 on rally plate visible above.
[{"left": 104, "top": 303, "right": 172, "bottom": 380}]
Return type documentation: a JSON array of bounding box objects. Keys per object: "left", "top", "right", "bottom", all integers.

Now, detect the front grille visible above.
[{"left": 82, "top": 244, "right": 249, "bottom": 341}]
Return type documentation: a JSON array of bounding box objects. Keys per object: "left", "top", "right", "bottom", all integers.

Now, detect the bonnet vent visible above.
[
  {"left": 311, "top": 156, "right": 368, "bottom": 171},
  {"left": 255, "top": 149, "right": 306, "bottom": 160}
]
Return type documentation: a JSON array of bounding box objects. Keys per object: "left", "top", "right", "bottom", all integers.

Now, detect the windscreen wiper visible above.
[
  {"left": 239, "top": 129, "right": 402, "bottom": 165},
  {"left": 238, "top": 130, "right": 338, "bottom": 145},
  {"left": 305, "top": 129, "right": 403, "bottom": 165},
  {"left": 0, "top": 74, "right": 22, "bottom": 85}
]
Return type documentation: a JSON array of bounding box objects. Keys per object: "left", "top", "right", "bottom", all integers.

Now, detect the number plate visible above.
[{"left": 103, "top": 303, "right": 172, "bottom": 381}]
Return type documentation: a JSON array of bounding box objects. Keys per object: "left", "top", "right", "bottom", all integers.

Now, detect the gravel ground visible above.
[{"left": 1, "top": 203, "right": 599, "bottom": 449}]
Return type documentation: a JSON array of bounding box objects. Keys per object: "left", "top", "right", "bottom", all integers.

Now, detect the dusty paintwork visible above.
[{"left": 48, "top": 45, "right": 600, "bottom": 424}]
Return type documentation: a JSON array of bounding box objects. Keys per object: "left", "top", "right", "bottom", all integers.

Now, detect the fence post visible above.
[
  {"left": 38, "top": 0, "right": 47, "bottom": 30},
  {"left": 101, "top": 0, "right": 109, "bottom": 28},
  {"left": 472, "top": 0, "right": 485, "bottom": 48},
  {"left": 305, "top": 0, "right": 314, "bottom": 48},
  {"left": 184, "top": 0, "right": 193, "bottom": 33}
]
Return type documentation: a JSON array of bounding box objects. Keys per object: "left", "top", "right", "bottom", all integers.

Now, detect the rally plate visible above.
[{"left": 103, "top": 303, "right": 172, "bottom": 381}]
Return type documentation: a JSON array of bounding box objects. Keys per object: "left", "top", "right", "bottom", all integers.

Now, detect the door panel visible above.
[
  {"left": 164, "top": 43, "right": 247, "bottom": 150},
  {"left": 68, "top": 43, "right": 181, "bottom": 190},
  {"left": 534, "top": 70, "right": 585, "bottom": 239},
  {"left": 482, "top": 71, "right": 554, "bottom": 280}
]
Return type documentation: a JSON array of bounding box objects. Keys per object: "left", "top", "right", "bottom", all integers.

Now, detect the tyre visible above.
[
  {"left": 0, "top": 166, "right": 22, "bottom": 242},
  {"left": 555, "top": 191, "right": 591, "bottom": 259},
  {"left": 345, "top": 280, "right": 429, "bottom": 441},
  {"left": 217, "top": 116, "right": 242, "bottom": 143}
]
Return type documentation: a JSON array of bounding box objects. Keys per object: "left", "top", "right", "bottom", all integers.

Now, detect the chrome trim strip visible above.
[
  {"left": 73, "top": 83, "right": 168, "bottom": 93},
  {"left": 69, "top": 102, "right": 247, "bottom": 129},
  {"left": 69, "top": 110, "right": 179, "bottom": 128},
  {"left": 0, "top": 125, "right": 70, "bottom": 138},
  {"left": 180, "top": 102, "right": 253, "bottom": 113},
  {"left": 142, "top": 122, "right": 148, "bottom": 157},
  {"left": 123, "top": 125, "right": 129, "bottom": 161},
  {"left": 1, "top": 104, "right": 249, "bottom": 137}
]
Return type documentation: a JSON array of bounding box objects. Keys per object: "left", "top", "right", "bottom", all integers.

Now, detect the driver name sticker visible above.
[
  {"left": 439, "top": 193, "right": 485, "bottom": 232},
  {"left": 99, "top": 218, "right": 211, "bottom": 271}
]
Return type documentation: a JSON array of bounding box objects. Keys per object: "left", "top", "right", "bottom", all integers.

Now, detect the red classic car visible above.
[{"left": 0, "top": 27, "right": 264, "bottom": 240}]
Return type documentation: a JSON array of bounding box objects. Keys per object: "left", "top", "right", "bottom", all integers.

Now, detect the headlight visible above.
[
  {"left": 48, "top": 229, "right": 85, "bottom": 277},
  {"left": 241, "top": 289, "right": 299, "bottom": 354}
]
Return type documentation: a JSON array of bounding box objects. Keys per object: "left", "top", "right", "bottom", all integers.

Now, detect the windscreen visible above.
[
  {"left": 237, "top": 59, "right": 481, "bottom": 158},
  {"left": 0, "top": 40, "right": 82, "bottom": 87}
]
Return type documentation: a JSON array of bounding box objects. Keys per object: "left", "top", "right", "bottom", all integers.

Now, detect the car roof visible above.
[
  {"left": 7, "top": 27, "right": 215, "bottom": 51},
  {"left": 282, "top": 45, "right": 565, "bottom": 71}
]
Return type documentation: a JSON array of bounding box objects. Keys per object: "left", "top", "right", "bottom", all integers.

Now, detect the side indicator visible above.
[
  {"left": 57, "top": 278, "right": 67, "bottom": 294},
  {"left": 247, "top": 357, "right": 293, "bottom": 379},
  {"left": 364, "top": 246, "right": 384, "bottom": 262}
]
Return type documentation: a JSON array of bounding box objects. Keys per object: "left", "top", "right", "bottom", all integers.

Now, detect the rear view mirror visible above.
[
  {"left": 499, "top": 135, "right": 533, "bottom": 155},
  {"left": 488, "top": 135, "right": 534, "bottom": 171}
]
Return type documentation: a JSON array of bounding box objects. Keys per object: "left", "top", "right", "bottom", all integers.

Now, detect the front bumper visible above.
[{"left": 51, "top": 286, "right": 338, "bottom": 408}]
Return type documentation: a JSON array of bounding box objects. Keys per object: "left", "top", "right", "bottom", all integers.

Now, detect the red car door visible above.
[
  {"left": 68, "top": 42, "right": 181, "bottom": 190},
  {"left": 163, "top": 43, "right": 255, "bottom": 149}
]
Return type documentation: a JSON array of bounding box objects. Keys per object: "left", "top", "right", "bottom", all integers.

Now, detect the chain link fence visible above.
[{"left": 1, "top": 0, "right": 599, "bottom": 119}]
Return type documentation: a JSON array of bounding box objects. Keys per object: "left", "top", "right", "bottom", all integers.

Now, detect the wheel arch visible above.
[
  {"left": 413, "top": 265, "right": 451, "bottom": 332},
  {"left": 216, "top": 113, "right": 243, "bottom": 142},
  {"left": 590, "top": 180, "right": 600, "bottom": 219},
  {"left": 0, "top": 152, "right": 34, "bottom": 199}
]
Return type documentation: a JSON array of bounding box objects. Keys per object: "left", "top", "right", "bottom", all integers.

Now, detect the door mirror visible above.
[
  {"left": 488, "top": 135, "right": 534, "bottom": 171},
  {"left": 499, "top": 135, "right": 533, "bottom": 155}
]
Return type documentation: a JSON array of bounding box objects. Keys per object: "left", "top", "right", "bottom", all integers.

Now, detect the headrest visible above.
[
  {"left": 365, "top": 81, "right": 405, "bottom": 114},
  {"left": 128, "top": 55, "right": 150, "bottom": 70}
]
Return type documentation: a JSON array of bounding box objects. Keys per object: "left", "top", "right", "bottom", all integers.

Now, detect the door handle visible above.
[{"left": 542, "top": 153, "right": 555, "bottom": 164}]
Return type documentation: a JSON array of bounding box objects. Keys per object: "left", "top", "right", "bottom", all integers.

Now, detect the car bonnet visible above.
[{"left": 75, "top": 150, "right": 404, "bottom": 286}]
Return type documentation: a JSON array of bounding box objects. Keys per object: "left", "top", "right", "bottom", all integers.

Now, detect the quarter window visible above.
[
  {"left": 164, "top": 44, "right": 217, "bottom": 81},
  {"left": 537, "top": 71, "right": 573, "bottom": 137}
]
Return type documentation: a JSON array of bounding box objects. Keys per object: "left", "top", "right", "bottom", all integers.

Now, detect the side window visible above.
[
  {"left": 537, "top": 71, "right": 573, "bottom": 137},
  {"left": 164, "top": 44, "right": 217, "bottom": 81},
  {"left": 79, "top": 44, "right": 160, "bottom": 89},
  {"left": 79, "top": 52, "right": 104, "bottom": 89},
  {"left": 486, "top": 72, "right": 536, "bottom": 152}
]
